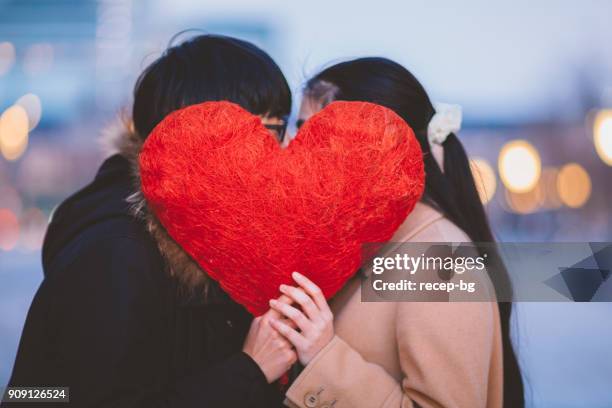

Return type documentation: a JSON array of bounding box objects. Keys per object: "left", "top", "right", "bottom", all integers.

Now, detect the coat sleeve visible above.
[
  {"left": 284, "top": 301, "right": 499, "bottom": 408},
  {"left": 5, "top": 236, "right": 276, "bottom": 408}
]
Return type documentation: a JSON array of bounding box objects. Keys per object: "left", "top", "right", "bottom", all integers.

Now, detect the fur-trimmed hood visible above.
[{"left": 103, "top": 122, "right": 211, "bottom": 292}]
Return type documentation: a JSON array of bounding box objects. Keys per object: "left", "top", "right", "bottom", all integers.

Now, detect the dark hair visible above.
[
  {"left": 306, "top": 57, "right": 524, "bottom": 407},
  {"left": 132, "top": 34, "right": 291, "bottom": 139}
]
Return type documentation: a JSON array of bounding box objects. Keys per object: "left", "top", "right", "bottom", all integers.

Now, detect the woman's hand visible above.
[
  {"left": 269, "top": 272, "right": 334, "bottom": 365},
  {"left": 243, "top": 296, "right": 298, "bottom": 383}
]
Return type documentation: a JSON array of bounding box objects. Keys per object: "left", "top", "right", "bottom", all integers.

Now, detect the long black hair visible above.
[
  {"left": 305, "top": 57, "right": 524, "bottom": 407},
  {"left": 132, "top": 33, "right": 291, "bottom": 139}
]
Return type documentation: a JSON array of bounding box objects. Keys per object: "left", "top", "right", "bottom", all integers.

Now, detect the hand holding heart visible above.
[
  {"left": 269, "top": 271, "right": 336, "bottom": 365},
  {"left": 139, "top": 100, "right": 425, "bottom": 315}
]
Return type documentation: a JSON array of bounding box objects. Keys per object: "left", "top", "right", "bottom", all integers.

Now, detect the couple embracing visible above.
[{"left": 5, "top": 34, "right": 523, "bottom": 408}]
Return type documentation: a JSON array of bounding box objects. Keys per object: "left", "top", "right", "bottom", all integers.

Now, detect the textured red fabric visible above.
[{"left": 140, "top": 101, "right": 424, "bottom": 315}]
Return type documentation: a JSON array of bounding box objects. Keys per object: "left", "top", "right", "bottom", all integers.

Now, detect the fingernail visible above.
[
  {"left": 279, "top": 284, "right": 287, "bottom": 291},
  {"left": 292, "top": 271, "right": 302, "bottom": 279},
  {"left": 269, "top": 299, "right": 276, "bottom": 305}
]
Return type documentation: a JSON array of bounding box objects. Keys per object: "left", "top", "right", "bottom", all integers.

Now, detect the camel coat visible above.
[{"left": 284, "top": 202, "right": 503, "bottom": 408}]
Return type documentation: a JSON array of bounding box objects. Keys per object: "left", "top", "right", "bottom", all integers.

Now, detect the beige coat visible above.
[{"left": 285, "top": 202, "right": 503, "bottom": 408}]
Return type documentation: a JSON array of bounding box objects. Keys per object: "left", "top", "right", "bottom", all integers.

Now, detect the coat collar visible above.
[{"left": 104, "top": 122, "right": 212, "bottom": 296}]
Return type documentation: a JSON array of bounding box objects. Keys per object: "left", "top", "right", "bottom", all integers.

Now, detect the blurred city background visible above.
[{"left": 0, "top": 0, "right": 611, "bottom": 406}]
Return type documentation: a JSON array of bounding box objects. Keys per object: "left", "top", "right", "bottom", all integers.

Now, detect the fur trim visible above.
[{"left": 102, "top": 120, "right": 210, "bottom": 294}]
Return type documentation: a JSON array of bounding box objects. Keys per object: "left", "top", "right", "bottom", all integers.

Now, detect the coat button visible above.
[
  {"left": 226, "top": 320, "right": 233, "bottom": 328},
  {"left": 304, "top": 391, "right": 319, "bottom": 408}
]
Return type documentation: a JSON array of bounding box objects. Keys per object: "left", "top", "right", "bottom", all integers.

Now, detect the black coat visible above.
[{"left": 4, "top": 154, "right": 283, "bottom": 407}]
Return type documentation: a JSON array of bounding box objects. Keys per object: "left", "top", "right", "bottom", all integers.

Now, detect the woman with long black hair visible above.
[{"left": 269, "top": 58, "right": 524, "bottom": 408}]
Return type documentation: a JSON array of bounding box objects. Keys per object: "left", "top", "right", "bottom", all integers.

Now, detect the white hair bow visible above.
[{"left": 427, "top": 103, "right": 462, "bottom": 145}]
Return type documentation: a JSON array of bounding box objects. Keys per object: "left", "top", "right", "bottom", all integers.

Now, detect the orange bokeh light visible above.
[{"left": 0, "top": 208, "right": 20, "bottom": 251}]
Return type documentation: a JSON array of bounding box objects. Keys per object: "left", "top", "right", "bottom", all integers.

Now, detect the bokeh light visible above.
[
  {"left": 593, "top": 110, "right": 612, "bottom": 166},
  {"left": 498, "top": 140, "right": 541, "bottom": 193},
  {"left": 15, "top": 94, "right": 43, "bottom": 131},
  {"left": 505, "top": 186, "right": 542, "bottom": 214},
  {"left": 0, "top": 41, "right": 16, "bottom": 76},
  {"left": 0, "top": 208, "right": 20, "bottom": 251},
  {"left": 557, "top": 163, "right": 591, "bottom": 208},
  {"left": 0, "top": 105, "right": 30, "bottom": 161},
  {"left": 470, "top": 157, "right": 497, "bottom": 204}
]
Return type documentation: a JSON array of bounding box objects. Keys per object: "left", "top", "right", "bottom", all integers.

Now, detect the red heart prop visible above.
[{"left": 140, "top": 101, "right": 424, "bottom": 315}]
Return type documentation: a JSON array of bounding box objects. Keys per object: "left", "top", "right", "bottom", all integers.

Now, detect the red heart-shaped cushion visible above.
[{"left": 140, "top": 101, "right": 424, "bottom": 315}]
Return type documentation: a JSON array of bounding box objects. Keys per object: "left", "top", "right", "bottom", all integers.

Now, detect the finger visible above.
[
  {"left": 269, "top": 318, "right": 307, "bottom": 349},
  {"left": 279, "top": 316, "right": 298, "bottom": 330},
  {"left": 277, "top": 294, "right": 292, "bottom": 304},
  {"left": 269, "top": 299, "right": 313, "bottom": 333},
  {"left": 264, "top": 294, "right": 293, "bottom": 320},
  {"left": 248, "top": 316, "right": 261, "bottom": 333},
  {"left": 292, "top": 271, "right": 331, "bottom": 315},
  {"left": 272, "top": 335, "right": 291, "bottom": 350},
  {"left": 279, "top": 284, "right": 319, "bottom": 320},
  {"left": 286, "top": 349, "right": 298, "bottom": 365}
]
